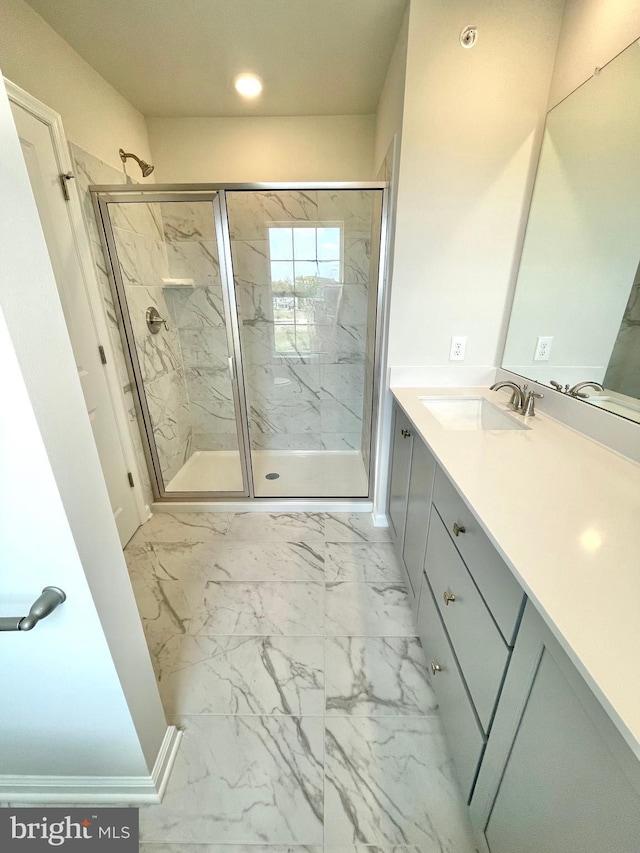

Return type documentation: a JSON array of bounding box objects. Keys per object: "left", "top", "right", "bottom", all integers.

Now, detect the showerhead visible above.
[{"left": 119, "top": 148, "right": 154, "bottom": 178}]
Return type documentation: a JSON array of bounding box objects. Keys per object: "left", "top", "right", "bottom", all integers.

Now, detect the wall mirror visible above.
[{"left": 502, "top": 39, "right": 640, "bottom": 424}]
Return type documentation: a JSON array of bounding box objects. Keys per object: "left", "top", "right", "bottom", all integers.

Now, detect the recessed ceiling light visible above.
[{"left": 234, "top": 73, "right": 263, "bottom": 98}]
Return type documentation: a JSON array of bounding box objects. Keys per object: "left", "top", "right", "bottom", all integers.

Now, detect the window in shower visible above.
[{"left": 268, "top": 224, "right": 342, "bottom": 357}]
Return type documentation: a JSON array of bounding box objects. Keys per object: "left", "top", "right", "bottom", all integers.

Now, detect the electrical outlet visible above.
[
  {"left": 534, "top": 336, "right": 553, "bottom": 361},
  {"left": 449, "top": 336, "right": 466, "bottom": 361}
]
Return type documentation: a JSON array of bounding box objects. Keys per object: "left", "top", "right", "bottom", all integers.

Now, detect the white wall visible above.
[
  {"left": 147, "top": 114, "right": 375, "bottom": 182},
  {"left": 0, "top": 0, "right": 151, "bottom": 170},
  {"left": 0, "top": 74, "right": 166, "bottom": 780},
  {"left": 549, "top": 0, "right": 640, "bottom": 107},
  {"left": 373, "top": 6, "right": 409, "bottom": 176},
  {"left": 387, "top": 0, "right": 564, "bottom": 371}
]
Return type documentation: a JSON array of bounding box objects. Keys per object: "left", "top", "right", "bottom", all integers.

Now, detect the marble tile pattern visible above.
[
  {"left": 161, "top": 202, "right": 236, "bottom": 453},
  {"left": 123, "top": 511, "right": 476, "bottom": 851},
  {"left": 70, "top": 144, "right": 154, "bottom": 506},
  {"left": 226, "top": 191, "right": 381, "bottom": 457},
  {"left": 71, "top": 145, "right": 196, "bottom": 490}
]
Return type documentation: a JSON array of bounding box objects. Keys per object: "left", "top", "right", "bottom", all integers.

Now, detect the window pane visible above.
[
  {"left": 318, "top": 260, "right": 341, "bottom": 282},
  {"left": 294, "top": 327, "right": 311, "bottom": 352},
  {"left": 269, "top": 228, "right": 292, "bottom": 260},
  {"left": 295, "top": 261, "right": 318, "bottom": 282},
  {"left": 271, "top": 261, "right": 294, "bottom": 288},
  {"left": 293, "top": 227, "right": 316, "bottom": 259},
  {"left": 317, "top": 227, "right": 340, "bottom": 260},
  {"left": 273, "top": 295, "right": 295, "bottom": 323},
  {"left": 274, "top": 325, "right": 297, "bottom": 353}
]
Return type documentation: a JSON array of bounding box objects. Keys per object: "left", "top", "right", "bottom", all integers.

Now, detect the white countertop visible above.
[{"left": 392, "top": 385, "right": 640, "bottom": 758}]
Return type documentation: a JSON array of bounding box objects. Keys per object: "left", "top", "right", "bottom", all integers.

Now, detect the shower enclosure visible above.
[{"left": 93, "top": 184, "right": 386, "bottom": 501}]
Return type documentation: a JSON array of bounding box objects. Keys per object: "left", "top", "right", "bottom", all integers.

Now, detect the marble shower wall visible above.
[
  {"left": 110, "top": 204, "right": 193, "bottom": 485},
  {"left": 71, "top": 144, "right": 153, "bottom": 505},
  {"left": 160, "top": 202, "right": 239, "bottom": 452},
  {"left": 226, "top": 190, "right": 380, "bottom": 454},
  {"left": 71, "top": 143, "right": 193, "bottom": 489}
]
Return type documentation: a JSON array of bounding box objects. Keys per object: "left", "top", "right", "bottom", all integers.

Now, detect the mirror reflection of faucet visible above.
[
  {"left": 550, "top": 379, "right": 604, "bottom": 398},
  {"left": 490, "top": 381, "right": 543, "bottom": 417}
]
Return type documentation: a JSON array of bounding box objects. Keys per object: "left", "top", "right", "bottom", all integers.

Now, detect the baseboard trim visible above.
[
  {"left": 151, "top": 725, "right": 183, "bottom": 801},
  {"left": 0, "top": 726, "right": 182, "bottom": 804}
]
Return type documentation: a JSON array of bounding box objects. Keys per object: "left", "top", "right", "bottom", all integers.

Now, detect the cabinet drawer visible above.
[
  {"left": 426, "top": 512, "right": 510, "bottom": 733},
  {"left": 417, "top": 576, "right": 485, "bottom": 799},
  {"left": 433, "top": 467, "right": 525, "bottom": 644}
]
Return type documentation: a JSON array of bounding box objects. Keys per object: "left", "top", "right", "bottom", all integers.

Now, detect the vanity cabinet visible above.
[
  {"left": 388, "top": 405, "right": 436, "bottom": 605},
  {"left": 416, "top": 578, "right": 485, "bottom": 796},
  {"left": 470, "top": 603, "right": 640, "bottom": 853},
  {"left": 388, "top": 399, "right": 640, "bottom": 852},
  {"left": 388, "top": 406, "right": 413, "bottom": 545},
  {"left": 402, "top": 436, "right": 436, "bottom": 600}
]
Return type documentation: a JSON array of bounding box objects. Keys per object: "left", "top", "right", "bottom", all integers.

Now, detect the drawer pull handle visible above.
[
  {"left": 401, "top": 428, "right": 411, "bottom": 438},
  {"left": 453, "top": 522, "right": 466, "bottom": 537},
  {"left": 443, "top": 590, "right": 456, "bottom": 606},
  {"left": 431, "top": 661, "right": 442, "bottom": 675}
]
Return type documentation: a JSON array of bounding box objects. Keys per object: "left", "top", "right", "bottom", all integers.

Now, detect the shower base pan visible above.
[{"left": 165, "top": 449, "right": 369, "bottom": 498}]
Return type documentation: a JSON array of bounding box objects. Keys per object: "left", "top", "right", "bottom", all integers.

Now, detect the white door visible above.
[{"left": 10, "top": 101, "right": 139, "bottom": 545}]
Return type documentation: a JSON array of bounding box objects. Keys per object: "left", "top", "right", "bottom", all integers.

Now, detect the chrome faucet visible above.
[
  {"left": 490, "top": 381, "right": 544, "bottom": 417},
  {"left": 490, "top": 381, "right": 524, "bottom": 411},
  {"left": 567, "top": 381, "right": 604, "bottom": 398}
]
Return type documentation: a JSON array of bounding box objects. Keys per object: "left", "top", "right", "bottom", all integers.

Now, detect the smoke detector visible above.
[{"left": 460, "top": 26, "right": 478, "bottom": 49}]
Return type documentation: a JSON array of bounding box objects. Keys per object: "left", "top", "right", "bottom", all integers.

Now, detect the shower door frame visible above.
[
  {"left": 91, "top": 182, "right": 389, "bottom": 505},
  {"left": 93, "top": 189, "right": 253, "bottom": 500}
]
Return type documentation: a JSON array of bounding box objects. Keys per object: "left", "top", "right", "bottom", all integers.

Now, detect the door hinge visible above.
[
  {"left": 98, "top": 345, "right": 107, "bottom": 365},
  {"left": 59, "top": 172, "right": 75, "bottom": 201},
  {"left": 127, "top": 472, "right": 135, "bottom": 488}
]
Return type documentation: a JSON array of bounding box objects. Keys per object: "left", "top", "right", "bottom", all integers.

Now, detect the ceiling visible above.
[{"left": 25, "top": 0, "right": 408, "bottom": 118}]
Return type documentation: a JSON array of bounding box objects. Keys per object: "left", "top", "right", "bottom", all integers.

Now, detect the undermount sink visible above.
[{"left": 419, "top": 396, "right": 530, "bottom": 431}]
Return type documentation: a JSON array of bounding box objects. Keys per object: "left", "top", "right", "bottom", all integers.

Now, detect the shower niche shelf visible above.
[{"left": 161, "top": 277, "right": 194, "bottom": 287}]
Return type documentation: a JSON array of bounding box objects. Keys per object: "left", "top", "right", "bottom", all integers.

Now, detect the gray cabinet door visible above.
[
  {"left": 416, "top": 575, "right": 485, "bottom": 800},
  {"left": 388, "top": 405, "right": 413, "bottom": 546},
  {"left": 402, "top": 437, "right": 436, "bottom": 599},
  {"left": 470, "top": 602, "right": 640, "bottom": 853},
  {"left": 425, "top": 512, "right": 510, "bottom": 733}
]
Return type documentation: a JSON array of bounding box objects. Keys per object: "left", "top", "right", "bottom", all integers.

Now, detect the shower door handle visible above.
[{"left": 228, "top": 356, "right": 235, "bottom": 382}]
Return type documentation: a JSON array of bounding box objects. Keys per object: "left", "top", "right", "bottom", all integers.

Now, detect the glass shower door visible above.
[
  {"left": 226, "top": 188, "right": 383, "bottom": 498},
  {"left": 96, "top": 193, "right": 248, "bottom": 497}
]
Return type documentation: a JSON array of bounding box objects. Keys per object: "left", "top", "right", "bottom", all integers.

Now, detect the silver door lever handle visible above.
[{"left": 0, "top": 587, "right": 66, "bottom": 632}]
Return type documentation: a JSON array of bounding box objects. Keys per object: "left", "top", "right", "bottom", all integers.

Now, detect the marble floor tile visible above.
[
  {"left": 324, "top": 513, "right": 393, "bottom": 543},
  {"left": 124, "top": 540, "right": 223, "bottom": 585},
  {"left": 130, "top": 575, "right": 196, "bottom": 656},
  {"left": 325, "top": 542, "right": 403, "bottom": 583},
  {"left": 324, "top": 717, "right": 477, "bottom": 851},
  {"left": 156, "top": 635, "right": 324, "bottom": 715},
  {"left": 325, "top": 637, "right": 437, "bottom": 717},
  {"left": 324, "top": 583, "right": 416, "bottom": 637},
  {"left": 127, "top": 512, "right": 233, "bottom": 547},
  {"left": 210, "top": 541, "right": 325, "bottom": 581},
  {"left": 139, "top": 716, "right": 324, "bottom": 844},
  {"left": 227, "top": 512, "right": 325, "bottom": 541},
  {"left": 191, "top": 582, "right": 324, "bottom": 635}
]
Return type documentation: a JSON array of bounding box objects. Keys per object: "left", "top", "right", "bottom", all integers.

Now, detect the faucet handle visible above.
[
  {"left": 550, "top": 380, "right": 563, "bottom": 391},
  {"left": 522, "top": 390, "right": 543, "bottom": 417}
]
